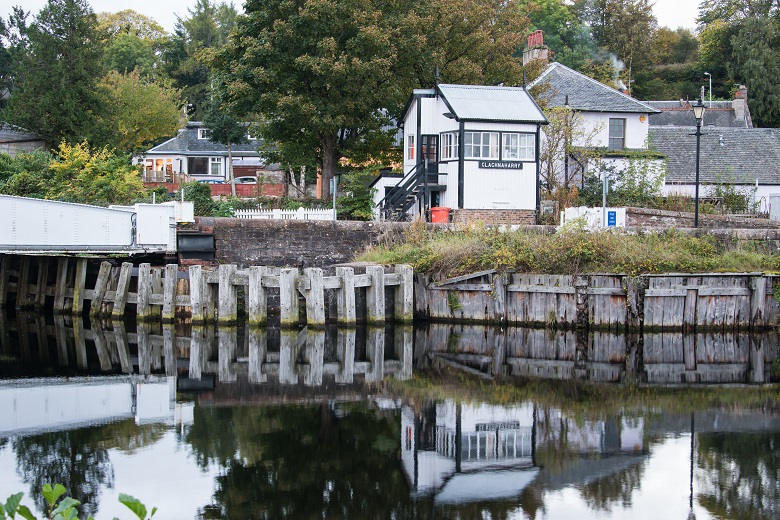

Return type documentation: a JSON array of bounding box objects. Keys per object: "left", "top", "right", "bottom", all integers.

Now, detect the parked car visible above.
[
  {"left": 196, "top": 179, "right": 224, "bottom": 184},
  {"left": 234, "top": 176, "right": 258, "bottom": 184}
]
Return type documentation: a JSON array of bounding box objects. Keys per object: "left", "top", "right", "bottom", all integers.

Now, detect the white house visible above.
[
  {"left": 373, "top": 83, "right": 547, "bottom": 224},
  {"left": 527, "top": 61, "right": 662, "bottom": 186},
  {"left": 137, "top": 121, "right": 269, "bottom": 183}
]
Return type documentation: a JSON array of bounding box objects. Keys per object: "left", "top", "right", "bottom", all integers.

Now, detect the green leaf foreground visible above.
[{"left": 1, "top": 486, "right": 155, "bottom": 520}]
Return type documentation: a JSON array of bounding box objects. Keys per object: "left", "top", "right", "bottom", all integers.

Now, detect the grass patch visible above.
[{"left": 357, "top": 223, "right": 780, "bottom": 278}]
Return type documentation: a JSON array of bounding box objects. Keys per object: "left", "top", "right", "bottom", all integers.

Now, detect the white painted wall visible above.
[{"left": 583, "top": 111, "right": 651, "bottom": 149}]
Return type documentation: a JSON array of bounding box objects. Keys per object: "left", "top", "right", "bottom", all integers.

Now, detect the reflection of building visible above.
[
  {"left": 401, "top": 400, "right": 648, "bottom": 505},
  {"left": 402, "top": 401, "right": 538, "bottom": 503},
  {"left": 0, "top": 376, "right": 192, "bottom": 437}
]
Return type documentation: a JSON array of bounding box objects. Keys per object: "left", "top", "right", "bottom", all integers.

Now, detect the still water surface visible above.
[{"left": 0, "top": 311, "right": 778, "bottom": 519}]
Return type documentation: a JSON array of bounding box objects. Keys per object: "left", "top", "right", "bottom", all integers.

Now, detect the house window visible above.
[
  {"left": 502, "top": 133, "right": 535, "bottom": 160},
  {"left": 441, "top": 132, "right": 459, "bottom": 160},
  {"left": 210, "top": 157, "right": 222, "bottom": 176},
  {"left": 609, "top": 118, "right": 625, "bottom": 150},
  {"left": 197, "top": 128, "right": 211, "bottom": 140},
  {"left": 407, "top": 135, "right": 415, "bottom": 160},
  {"left": 464, "top": 132, "right": 499, "bottom": 159}
]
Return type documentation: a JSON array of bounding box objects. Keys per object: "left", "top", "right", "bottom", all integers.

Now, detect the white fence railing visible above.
[{"left": 234, "top": 207, "right": 335, "bottom": 221}]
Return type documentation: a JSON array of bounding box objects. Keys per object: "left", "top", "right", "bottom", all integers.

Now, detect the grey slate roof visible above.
[
  {"left": 650, "top": 127, "right": 780, "bottom": 184},
  {"left": 436, "top": 84, "right": 547, "bottom": 123},
  {"left": 146, "top": 122, "right": 262, "bottom": 156},
  {"left": 528, "top": 63, "right": 660, "bottom": 114},
  {"left": 646, "top": 101, "right": 751, "bottom": 128},
  {"left": 0, "top": 122, "right": 44, "bottom": 144}
]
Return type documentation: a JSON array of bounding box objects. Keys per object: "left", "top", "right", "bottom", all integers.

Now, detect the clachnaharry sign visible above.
[{"left": 478, "top": 161, "right": 524, "bottom": 169}]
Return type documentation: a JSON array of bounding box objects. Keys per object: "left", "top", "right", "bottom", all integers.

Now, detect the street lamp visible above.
[
  {"left": 704, "top": 72, "right": 712, "bottom": 107},
  {"left": 692, "top": 98, "right": 707, "bottom": 228}
]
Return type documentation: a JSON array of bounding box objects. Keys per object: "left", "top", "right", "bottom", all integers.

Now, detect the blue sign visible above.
[{"left": 607, "top": 210, "right": 617, "bottom": 227}]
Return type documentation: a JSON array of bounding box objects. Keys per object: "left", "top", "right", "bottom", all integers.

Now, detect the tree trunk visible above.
[
  {"left": 228, "top": 143, "right": 236, "bottom": 197},
  {"left": 320, "top": 135, "right": 338, "bottom": 200}
]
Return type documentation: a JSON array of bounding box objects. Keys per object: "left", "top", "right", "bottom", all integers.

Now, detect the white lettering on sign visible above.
[{"left": 478, "top": 161, "right": 524, "bottom": 169}]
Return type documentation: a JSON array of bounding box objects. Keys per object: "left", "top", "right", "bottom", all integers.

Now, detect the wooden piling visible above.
[
  {"left": 0, "top": 254, "right": 8, "bottom": 309},
  {"left": 279, "top": 268, "right": 299, "bottom": 328},
  {"left": 335, "top": 267, "right": 356, "bottom": 325},
  {"left": 247, "top": 266, "right": 268, "bottom": 327},
  {"left": 53, "top": 258, "right": 69, "bottom": 313},
  {"left": 189, "top": 265, "right": 207, "bottom": 324},
  {"left": 90, "top": 261, "right": 113, "bottom": 318},
  {"left": 394, "top": 265, "right": 414, "bottom": 323},
  {"left": 136, "top": 263, "right": 152, "bottom": 321},
  {"left": 162, "top": 264, "right": 177, "bottom": 323},
  {"left": 34, "top": 257, "right": 49, "bottom": 309},
  {"left": 305, "top": 268, "right": 326, "bottom": 327},
  {"left": 71, "top": 258, "right": 88, "bottom": 315},
  {"left": 366, "top": 266, "right": 385, "bottom": 324},
  {"left": 111, "top": 262, "right": 133, "bottom": 319},
  {"left": 218, "top": 264, "right": 238, "bottom": 325},
  {"left": 15, "top": 256, "right": 30, "bottom": 309}
]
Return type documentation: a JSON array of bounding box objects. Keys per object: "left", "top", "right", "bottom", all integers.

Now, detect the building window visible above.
[
  {"left": 407, "top": 135, "right": 415, "bottom": 160},
  {"left": 464, "top": 132, "right": 499, "bottom": 159},
  {"left": 441, "top": 132, "right": 459, "bottom": 160},
  {"left": 210, "top": 157, "right": 222, "bottom": 175},
  {"left": 197, "top": 128, "right": 211, "bottom": 140},
  {"left": 502, "top": 133, "right": 535, "bottom": 160},
  {"left": 609, "top": 118, "right": 625, "bottom": 150}
]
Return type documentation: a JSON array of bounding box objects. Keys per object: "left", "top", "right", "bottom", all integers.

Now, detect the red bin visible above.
[{"left": 430, "top": 206, "right": 451, "bottom": 223}]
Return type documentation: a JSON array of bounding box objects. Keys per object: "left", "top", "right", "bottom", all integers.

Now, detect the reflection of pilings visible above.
[
  {"left": 73, "top": 315, "right": 87, "bottom": 369},
  {"left": 279, "top": 329, "right": 300, "bottom": 384},
  {"left": 218, "top": 327, "right": 237, "bottom": 382},
  {"left": 303, "top": 329, "right": 325, "bottom": 386},
  {"left": 189, "top": 325, "right": 212, "bottom": 380},
  {"left": 112, "top": 320, "right": 132, "bottom": 374},
  {"left": 336, "top": 328, "right": 356, "bottom": 384},
  {"left": 365, "top": 327, "right": 385, "bottom": 383},
  {"left": 163, "top": 324, "right": 177, "bottom": 376},
  {"left": 395, "top": 325, "right": 414, "bottom": 380},
  {"left": 53, "top": 315, "right": 69, "bottom": 366},
  {"left": 248, "top": 327, "right": 268, "bottom": 383},
  {"left": 749, "top": 334, "right": 765, "bottom": 384},
  {"left": 137, "top": 322, "right": 152, "bottom": 375}
]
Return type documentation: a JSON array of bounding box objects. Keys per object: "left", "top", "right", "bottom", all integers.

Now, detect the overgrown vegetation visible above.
[{"left": 358, "top": 221, "right": 780, "bottom": 278}]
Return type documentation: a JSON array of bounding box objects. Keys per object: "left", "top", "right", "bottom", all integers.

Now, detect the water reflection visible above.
[{"left": 1, "top": 313, "right": 776, "bottom": 387}]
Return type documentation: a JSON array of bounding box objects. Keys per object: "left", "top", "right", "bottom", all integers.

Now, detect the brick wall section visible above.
[
  {"left": 187, "top": 217, "right": 409, "bottom": 267},
  {"left": 626, "top": 207, "right": 780, "bottom": 229},
  {"left": 451, "top": 209, "right": 537, "bottom": 225}
]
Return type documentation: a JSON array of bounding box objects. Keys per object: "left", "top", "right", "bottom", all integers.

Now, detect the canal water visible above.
[{"left": 1, "top": 310, "right": 779, "bottom": 519}]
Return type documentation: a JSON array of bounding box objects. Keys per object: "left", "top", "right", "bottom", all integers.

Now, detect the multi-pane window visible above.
[
  {"left": 441, "top": 132, "right": 459, "bottom": 160},
  {"left": 502, "top": 133, "right": 535, "bottom": 160},
  {"left": 464, "top": 132, "right": 499, "bottom": 159},
  {"left": 197, "top": 128, "right": 211, "bottom": 140},
  {"left": 407, "top": 135, "right": 415, "bottom": 160},
  {"left": 609, "top": 118, "right": 625, "bottom": 150},
  {"left": 209, "top": 157, "right": 222, "bottom": 176}
]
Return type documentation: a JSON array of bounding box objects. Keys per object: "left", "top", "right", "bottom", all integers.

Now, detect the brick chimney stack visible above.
[
  {"left": 733, "top": 84, "right": 753, "bottom": 127},
  {"left": 523, "top": 30, "right": 549, "bottom": 66}
]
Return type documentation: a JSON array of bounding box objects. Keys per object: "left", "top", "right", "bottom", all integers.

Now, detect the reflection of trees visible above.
[
  {"left": 578, "top": 461, "right": 645, "bottom": 511},
  {"left": 188, "top": 403, "right": 436, "bottom": 519},
  {"left": 12, "top": 419, "right": 167, "bottom": 517},
  {"left": 697, "top": 432, "right": 780, "bottom": 520},
  {"left": 13, "top": 429, "right": 114, "bottom": 518}
]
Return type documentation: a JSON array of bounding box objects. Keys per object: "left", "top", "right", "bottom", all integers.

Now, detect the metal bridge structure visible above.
[{"left": 0, "top": 195, "right": 192, "bottom": 255}]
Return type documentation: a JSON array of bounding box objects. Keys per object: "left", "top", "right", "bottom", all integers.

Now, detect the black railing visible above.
[{"left": 377, "top": 162, "right": 429, "bottom": 221}]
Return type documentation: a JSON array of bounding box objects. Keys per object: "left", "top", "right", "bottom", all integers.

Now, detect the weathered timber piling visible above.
[
  {"left": 0, "top": 254, "right": 413, "bottom": 327},
  {"left": 417, "top": 271, "right": 780, "bottom": 332}
]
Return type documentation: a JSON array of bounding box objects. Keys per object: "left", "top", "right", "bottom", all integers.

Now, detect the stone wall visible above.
[
  {"left": 451, "top": 209, "right": 536, "bottom": 225},
  {"left": 186, "top": 217, "right": 408, "bottom": 267},
  {"left": 626, "top": 207, "right": 780, "bottom": 230}
]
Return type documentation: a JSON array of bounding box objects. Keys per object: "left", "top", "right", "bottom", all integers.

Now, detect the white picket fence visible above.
[{"left": 234, "top": 207, "right": 335, "bottom": 221}]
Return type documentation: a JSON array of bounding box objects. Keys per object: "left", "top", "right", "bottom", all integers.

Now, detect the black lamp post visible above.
[{"left": 692, "top": 98, "right": 707, "bottom": 228}]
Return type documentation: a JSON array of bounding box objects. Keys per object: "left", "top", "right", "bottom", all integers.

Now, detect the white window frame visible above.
[
  {"left": 502, "top": 133, "right": 535, "bottom": 160},
  {"left": 407, "top": 135, "right": 415, "bottom": 160},
  {"left": 209, "top": 157, "right": 222, "bottom": 176},
  {"left": 464, "top": 132, "right": 499, "bottom": 159},
  {"left": 197, "top": 128, "right": 211, "bottom": 140},
  {"left": 440, "top": 132, "right": 459, "bottom": 160},
  {"left": 609, "top": 118, "right": 625, "bottom": 150}
]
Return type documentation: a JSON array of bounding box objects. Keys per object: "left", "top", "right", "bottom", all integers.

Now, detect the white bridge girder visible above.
[{"left": 0, "top": 195, "right": 190, "bottom": 254}]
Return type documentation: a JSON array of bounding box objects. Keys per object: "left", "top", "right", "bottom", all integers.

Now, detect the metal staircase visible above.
[{"left": 377, "top": 163, "right": 443, "bottom": 221}]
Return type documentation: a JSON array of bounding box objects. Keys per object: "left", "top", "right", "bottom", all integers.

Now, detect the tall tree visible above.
[
  {"left": 3, "top": 0, "right": 106, "bottom": 147},
  {"left": 98, "top": 69, "right": 183, "bottom": 154},
  {"left": 202, "top": 77, "right": 249, "bottom": 196},
  {"left": 160, "top": 0, "right": 237, "bottom": 119},
  {"left": 214, "top": 0, "right": 530, "bottom": 199},
  {"left": 97, "top": 10, "right": 167, "bottom": 77}
]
